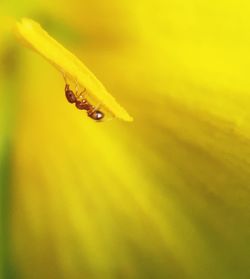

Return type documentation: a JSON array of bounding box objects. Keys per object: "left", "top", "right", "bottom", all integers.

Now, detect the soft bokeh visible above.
[{"left": 1, "top": 0, "right": 250, "bottom": 279}]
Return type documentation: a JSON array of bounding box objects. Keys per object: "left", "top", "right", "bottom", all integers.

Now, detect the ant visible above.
[{"left": 64, "top": 79, "right": 104, "bottom": 121}]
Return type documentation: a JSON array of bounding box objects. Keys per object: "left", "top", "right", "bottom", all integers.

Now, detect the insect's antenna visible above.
[{"left": 62, "top": 71, "right": 68, "bottom": 84}]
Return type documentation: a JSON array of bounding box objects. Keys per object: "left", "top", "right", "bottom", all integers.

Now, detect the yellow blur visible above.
[{"left": 1, "top": 0, "right": 250, "bottom": 279}]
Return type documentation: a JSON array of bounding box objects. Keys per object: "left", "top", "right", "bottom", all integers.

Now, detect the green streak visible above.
[
  {"left": 0, "top": 42, "right": 19, "bottom": 279},
  {"left": 0, "top": 141, "right": 13, "bottom": 279}
]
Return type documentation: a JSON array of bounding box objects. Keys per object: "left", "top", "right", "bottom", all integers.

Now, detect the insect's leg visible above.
[
  {"left": 87, "top": 103, "right": 100, "bottom": 115},
  {"left": 94, "top": 103, "right": 101, "bottom": 111},
  {"left": 77, "top": 88, "right": 87, "bottom": 100},
  {"left": 74, "top": 79, "right": 79, "bottom": 97},
  {"left": 74, "top": 78, "right": 88, "bottom": 99}
]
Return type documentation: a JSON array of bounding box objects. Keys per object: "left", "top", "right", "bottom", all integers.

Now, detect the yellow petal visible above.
[{"left": 15, "top": 17, "right": 133, "bottom": 122}]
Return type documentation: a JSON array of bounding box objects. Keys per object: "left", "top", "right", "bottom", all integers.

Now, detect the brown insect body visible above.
[
  {"left": 75, "top": 100, "right": 93, "bottom": 110},
  {"left": 88, "top": 110, "right": 105, "bottom": 121},
  {"left": 65, "top": 84, "right": 77, "bottom": 103},
  {"left": 64, "top": 83, "right": 104, "bottom": 121}
]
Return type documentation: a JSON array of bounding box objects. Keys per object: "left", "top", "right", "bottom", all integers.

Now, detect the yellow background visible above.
[{"left": 1, "top": 0, "right": 250, "bottom": 278}]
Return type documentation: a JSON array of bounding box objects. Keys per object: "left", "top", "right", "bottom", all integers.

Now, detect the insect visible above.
[{"left": 64, "top": 80, "right": 104, "bottom": 121}]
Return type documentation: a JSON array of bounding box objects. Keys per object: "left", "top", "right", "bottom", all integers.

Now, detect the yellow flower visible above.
[
  {"left": 0, "top": 0, "right": 250, "bottom": 279},
  {"left": 15, "top": 18, "right": 133, "bottom": 122}
]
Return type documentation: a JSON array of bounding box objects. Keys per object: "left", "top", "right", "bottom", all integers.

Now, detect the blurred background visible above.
[{"left": 1, "top": 0, "right": 250, "bottom": 278}]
